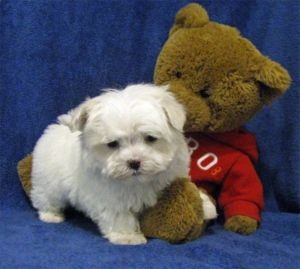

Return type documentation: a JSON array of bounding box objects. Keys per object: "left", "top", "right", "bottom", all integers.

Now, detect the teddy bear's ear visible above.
[
  {"left": 255, "top": 58, "right": 291, "bottom": 104},
  {"left": 169, "top": 3, "right": 209, "bottom": 36}
]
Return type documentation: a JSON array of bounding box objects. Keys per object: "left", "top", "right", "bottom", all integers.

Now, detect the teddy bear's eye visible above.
[{"left": 175, "top": 71, "right": 182, "bottom": 78}]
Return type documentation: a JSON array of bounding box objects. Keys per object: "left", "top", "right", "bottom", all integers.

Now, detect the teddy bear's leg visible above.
[{"left": 17, "top": 154, "right": 33, "bottom": 197}]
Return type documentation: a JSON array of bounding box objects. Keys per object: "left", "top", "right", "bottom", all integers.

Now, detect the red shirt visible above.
[{"left": 187, "top": 129, "right": 264, "bottom": 222}]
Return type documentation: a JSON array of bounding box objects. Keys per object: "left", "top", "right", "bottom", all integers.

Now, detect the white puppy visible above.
[{"left": 31, "top": 84, "right": 216, "bottom": 245}]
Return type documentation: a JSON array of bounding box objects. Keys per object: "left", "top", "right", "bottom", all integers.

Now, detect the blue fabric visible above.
[
  {"left": 0, "top": 209, "right": 299, "bottom": 269},
  {"left": 0, "top": 0, "right": 299, "bottom": 268}
]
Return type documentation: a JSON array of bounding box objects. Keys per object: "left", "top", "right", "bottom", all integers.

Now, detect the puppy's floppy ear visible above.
[
  {"left": 255, "top": 58, "right": 291, "bottom": 104},
  {"left": 72, "top": 109, "right": 88, "bottom": 131},
  {"left": 160, "top": 86, "right": 186, "bottom": 132},
  {"left": 169, "top": 3, "right": 209, "bottom": 36},
  {"left": 70, "top": 98, "right": 93, "bottom": 131}
]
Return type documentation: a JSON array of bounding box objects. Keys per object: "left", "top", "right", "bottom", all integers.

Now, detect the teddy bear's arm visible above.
[
  {"left": 224, "top": 215, "right": 258, "bottom": 235},
  {"left": 140, "top": 178, "right": 206, "bottom": 243},
  {"left": 218, "top": 155, "right": 264, "bottom": 223}
]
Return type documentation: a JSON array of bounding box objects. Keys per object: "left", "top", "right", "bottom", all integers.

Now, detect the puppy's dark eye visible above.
[
  {"left": 107, "top": 141, "right": 119, "bottom": 149},
  {"left": 175, "top": 71, "right": 182, "bottom": 79},
  {"left": 145, "top": 135, "right": 158, "bottom": 143},
  {"left": 199, "top": 86, "right": 210, "bottom": 98}
]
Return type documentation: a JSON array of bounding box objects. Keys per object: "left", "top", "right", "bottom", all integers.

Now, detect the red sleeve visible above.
[{"left": 218, "top": 155, "right": 264, "bottom": 222}]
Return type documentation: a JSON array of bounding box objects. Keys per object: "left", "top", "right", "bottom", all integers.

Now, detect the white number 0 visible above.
[{"left": 197, "top": 153, "right": 218, "bottom": 171}]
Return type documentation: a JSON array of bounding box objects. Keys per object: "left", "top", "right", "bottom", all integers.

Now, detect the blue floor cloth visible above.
[
  {"left": 0, "top": 208, "right": 299, "bottom": 269},
  {"left": 1, "top": 1, "right": 299, "bottom": 268}
]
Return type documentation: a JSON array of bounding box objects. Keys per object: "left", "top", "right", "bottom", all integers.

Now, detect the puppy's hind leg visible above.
[
  {"left": 38, "top": 211, "right": 65, "bottom": 223},
  {"left": 31, "top": 187, "right": 66, "bottom": 224}
]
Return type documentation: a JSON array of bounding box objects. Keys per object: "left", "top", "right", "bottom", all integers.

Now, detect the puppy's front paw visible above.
[
  {"left": 106, "top": 232, "right": 147, "bottom": 245},
  {"left": 39, "top": 211, "right": 65, "bottom": 223}
]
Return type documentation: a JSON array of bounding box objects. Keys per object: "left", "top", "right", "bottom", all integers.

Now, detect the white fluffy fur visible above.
[{"left": 30, "top": 84, "right": 191, "bottom": 245}]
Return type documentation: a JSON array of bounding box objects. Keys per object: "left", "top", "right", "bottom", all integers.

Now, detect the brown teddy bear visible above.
[
  {"left": 153, "top": 3, "right": 291, "bottom": 235},
  {"left": 17, "top": 3, "right": 291, "bottom": 243}
]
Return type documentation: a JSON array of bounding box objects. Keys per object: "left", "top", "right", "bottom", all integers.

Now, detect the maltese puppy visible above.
[{"left": 30, "top": 84, "right": 216, "bottom": 245}]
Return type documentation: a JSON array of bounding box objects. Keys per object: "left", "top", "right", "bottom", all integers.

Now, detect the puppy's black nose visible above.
[{"left": 128, "top": 160, "right": 141, "bottom": 170}]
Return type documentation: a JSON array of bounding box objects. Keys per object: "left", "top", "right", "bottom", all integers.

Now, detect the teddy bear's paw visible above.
[
  {"left": 224, "top": 215, "right": 258, "bottom": 235},
  {"left": 199, "top": 190, "right": 217, "bottom": 220},
  {"left": 184, "top": 221, "right": 208, "bottom": 243},
  {"left": 106, "top": 232, "right": 147, "bottom": 245},
  {"left": 39, "top": 211, "right": 65, "bottom": 223}
]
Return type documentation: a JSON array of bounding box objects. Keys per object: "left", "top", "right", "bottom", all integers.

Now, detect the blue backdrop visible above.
[{"left": 0, "top": 1, "right": 299, "bottom": 268}]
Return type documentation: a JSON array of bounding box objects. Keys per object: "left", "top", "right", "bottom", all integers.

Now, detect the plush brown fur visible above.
[
  {"left": 224, "top": 215, "right": 258, "bottom": 235},
  {"left": 17, "top": 154, "right": 32, "bottom": 197},
  {"left": 140, "top": 178, "right": 207, "bottom": 243},
  {"left": 17, "top": 3, "right": 291, "bottom": 243}
]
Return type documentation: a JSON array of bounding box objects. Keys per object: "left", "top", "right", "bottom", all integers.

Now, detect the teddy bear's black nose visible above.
[
  {"left": 199, "top": 86, "right": 210, "bottom": 98},
  {"left": 128, "top": 160, "right": 141, "bottom": 170}
]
